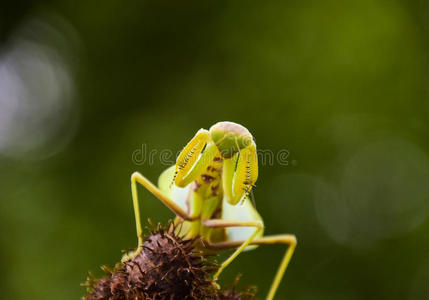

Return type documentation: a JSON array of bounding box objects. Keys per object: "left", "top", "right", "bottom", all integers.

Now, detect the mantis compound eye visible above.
[{"left": 209, "top": 121, "right": 253, "bottom": 158}]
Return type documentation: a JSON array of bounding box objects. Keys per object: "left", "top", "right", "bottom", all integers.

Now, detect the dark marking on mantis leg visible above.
[{"left": 201, "top": 174, "right": 215, "bottom": 183}]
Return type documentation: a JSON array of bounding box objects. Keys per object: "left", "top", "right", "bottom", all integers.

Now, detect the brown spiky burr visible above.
[
  {"left": 216, "top": 274, "right": 257, "bottom": 300},
  {"left": 124, "top": 226, "right": 216, "bottom": 299},
  {"left": 216, "top": 291, "right": 253, "bottom": 300},
  {"left": 83, "top": 223, "right": 255, "bottom": 300},
  {"left": 83, "top": 265, "right": 131, "bottom": 300}
]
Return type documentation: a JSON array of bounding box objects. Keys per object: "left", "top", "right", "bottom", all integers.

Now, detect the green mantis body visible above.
[{"left": 126, "top": 121, "right": 296, "bottom": 300}]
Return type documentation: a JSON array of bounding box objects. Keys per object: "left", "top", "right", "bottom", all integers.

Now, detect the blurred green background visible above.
[{"left": 2, "top": 1, "right": 429, "bottom": 299}]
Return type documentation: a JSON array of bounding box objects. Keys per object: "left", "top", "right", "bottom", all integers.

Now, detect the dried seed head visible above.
[
  {"left": 216, "top": 275, "right": 257, "bottom": 300},
  {"left": 83, "top": 223, "right": 256, "bottom": 300},
  {"left": 89, "top": 272, "right": 130, "bottom": 299},
  {"left": 216, "top": 290, "right": 251, "bottom": 300},
  {"left": 124, "top": 228, "right": 216, "bottom": 299}
]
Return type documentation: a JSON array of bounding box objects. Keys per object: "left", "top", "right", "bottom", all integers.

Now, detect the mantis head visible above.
[{"left": 209, "top": 121, "right": 253, "bottom": 158}]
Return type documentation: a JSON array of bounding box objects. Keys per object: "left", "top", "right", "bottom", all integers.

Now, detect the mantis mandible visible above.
[{"left": 125, "top": 121, "right": 297, "bottom": 300}]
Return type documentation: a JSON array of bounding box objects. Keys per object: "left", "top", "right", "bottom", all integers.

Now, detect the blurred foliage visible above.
[{"left": 2, "top": 1, "right": 429, "bottom": 299}]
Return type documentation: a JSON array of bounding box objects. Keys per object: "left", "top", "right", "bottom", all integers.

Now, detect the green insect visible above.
[{"left": 125, "top": 121, "right": 297, "bottom": 300}]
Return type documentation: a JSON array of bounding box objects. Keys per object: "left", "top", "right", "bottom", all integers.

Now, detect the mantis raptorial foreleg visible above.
[
  {"left": 129, "top": 172, "right": 199, "bottom": 258},
  {"left": 201, "top": 219, "right": 264, "bottom": 281},
  {"left": 175, "top": 141, "right": 218, "bottom": 187},
  {"left": 174, "top": 129, "right": 210, "bottom": 187},
  {"left": 223, "top": 142, "right": 258, "bottom": 205},
  {"left": 205, "top": 234, "right": 297, "bottom": 300}
]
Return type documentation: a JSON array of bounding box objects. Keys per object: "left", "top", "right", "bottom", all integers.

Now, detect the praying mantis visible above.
[{"left": 125, "top": 121, "right": 297, "bottom": 300}]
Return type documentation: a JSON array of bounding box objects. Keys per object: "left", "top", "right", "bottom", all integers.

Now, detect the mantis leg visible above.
[
  {"left": 205, "top": 234, "right": 297, "bottom": 300},
  {"left": 174, "top": 129, "right": 210, "bottom": 187},
  {"left": 175, "top": 141, "right": 218, "bottom": 187},
  {"left": 129, "top": 172, "right": 198, "bottom": 255},
  {"left": 201, "top": 219, "right": 264, "bottom": 281},
  {"left": 223, "top": 142, "right": 258, "bottom": 205}
]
